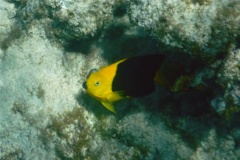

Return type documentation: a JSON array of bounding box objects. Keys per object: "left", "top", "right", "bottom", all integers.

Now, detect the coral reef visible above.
[
  {"left": 0, "top": 0, "right": 16, "bottom": 46},
  {"left": 10, "top": 0, "right": 124, "bottom": 40},
  {"left": 212, "top": 49, "right": 240, "bottom": 117},
  {"left": 128, "top": 0, "right": 240, "bottom": 60},
  {"left": 218, "top": 49, "right": 240, "bottom": 86},
  {"left": 0, "top": 0, "right": 240, "bottom": 159}
]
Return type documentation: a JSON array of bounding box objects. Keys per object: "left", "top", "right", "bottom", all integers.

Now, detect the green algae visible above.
[
  {"left": 41, "top": 107, "right": 97, "bottom": 159},
  {"left": 40, "top": 105, "right": 148, "bottom": 159}
]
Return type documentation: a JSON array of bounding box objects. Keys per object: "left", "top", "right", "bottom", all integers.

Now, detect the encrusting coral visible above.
[{"left": 128, "top": 0, "right": 240, "bottom": 61}]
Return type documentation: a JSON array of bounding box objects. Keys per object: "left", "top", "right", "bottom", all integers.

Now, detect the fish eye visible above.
[
  {"left": 95, "top": 81, "right": 100, "bottom": 86},
  {"left": 87, "top": 69, "right": 98, "bottom": 78}
]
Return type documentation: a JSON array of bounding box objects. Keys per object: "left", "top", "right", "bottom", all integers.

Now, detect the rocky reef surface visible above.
[{"left": 0, "top": 0, "right": 240, "bottom": 159}]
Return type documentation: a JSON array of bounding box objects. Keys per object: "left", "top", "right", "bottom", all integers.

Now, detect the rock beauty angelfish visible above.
[{"left": 82, "top": 54, "right": 165, "bottom": 113}]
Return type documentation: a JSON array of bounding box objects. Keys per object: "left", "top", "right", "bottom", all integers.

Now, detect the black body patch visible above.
[{"left": 112, "top": 54, "right": 165, "bottom": 97}]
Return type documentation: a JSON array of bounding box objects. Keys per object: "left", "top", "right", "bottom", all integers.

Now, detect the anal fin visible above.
[{"left": 101, "top": 101, "right": 116, "bottom": 113}]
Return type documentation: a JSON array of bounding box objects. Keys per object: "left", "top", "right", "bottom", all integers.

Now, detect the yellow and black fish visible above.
[
  {"left": 82, "top": 54, "right": 165, "bottom": 113},
  {"left": 82, "top": 54, "right": 197, "bottom": 113}
]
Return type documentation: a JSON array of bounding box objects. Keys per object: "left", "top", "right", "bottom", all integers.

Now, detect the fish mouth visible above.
[{"left": 82, "top": 82, "right": 87, "bottom": 89}]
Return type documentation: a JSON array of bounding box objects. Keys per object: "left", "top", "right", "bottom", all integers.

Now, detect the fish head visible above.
[{"left": 83, "top": 69, "right": 111, "bottom": 101}]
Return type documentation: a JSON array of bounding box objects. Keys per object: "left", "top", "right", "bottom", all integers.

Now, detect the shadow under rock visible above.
[
  {"left": 138, "top": 88, "right": 215, "bottom": 147},
  {"left": 63, "top": 38, "right": 97, "bottom": 54},
  {"left": 235, "top": 36, "right": 240, "bottom": 49},
  {"left": 98, "top": 23, "right": 165, "bottom": 63}
]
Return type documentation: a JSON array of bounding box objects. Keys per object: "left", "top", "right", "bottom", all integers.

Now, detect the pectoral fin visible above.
[{"left": 101, "top": 101, "right": 116, "bottom": 113}]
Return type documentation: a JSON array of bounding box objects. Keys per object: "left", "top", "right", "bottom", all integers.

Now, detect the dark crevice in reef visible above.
[
  {"left": 63, "top": 38, "right": 96, "bottom": 54},
  {"left": 6, "top": 0, "right": 27, "bottom": 8},
  {"left": 113, "top": 3, "right": 128, "bottom": 17},
  {"left": 235, "top": 36, "right": 240, "bottom": 49}
]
